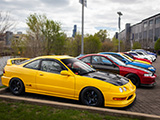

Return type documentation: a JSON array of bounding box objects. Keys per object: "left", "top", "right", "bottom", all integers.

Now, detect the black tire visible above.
[
  {"left": 9, "top": 78, "right": 25, "bottom": 95},
  {"left": 80, "top": 87, "right": 104, "bottom": 107},
  {"left": 126, "top": 74, "right": 140, "bottom": 87}
]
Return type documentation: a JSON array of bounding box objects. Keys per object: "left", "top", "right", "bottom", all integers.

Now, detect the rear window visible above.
[{"left": 16, "top": 59, "right": 32, "bottom": 65}]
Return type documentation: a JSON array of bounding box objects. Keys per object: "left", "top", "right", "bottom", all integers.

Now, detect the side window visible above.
[
  {"left": 40, "top": 60, "right": 65, "bottom": 74},
  {"left": 92, "top": 56, "right": 112, "bottom": 64},
  {"left": 24, "top": 60, "right": 40, "bottom": 70},
  {"left": 112, "top": 55, "right": 123, "bottom": 61},
  {"left": 130, "top": 53, "right": 137, "bottom": 56},
  {"left": 92, "top": 56, "right": 101, "bottom": 64},
  {"left": 101, "top": 57, "right": 112, "bottom": 65},
  {"left": 137, "top": 52, "right": 143, "bottom": 55},
  {"left": 81, "top": 57, "right": 91, "bottom": 63}
]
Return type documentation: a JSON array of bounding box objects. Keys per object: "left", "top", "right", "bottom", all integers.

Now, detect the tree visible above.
[
  {"left": 101, "top": 41, "right": 114, "bottom": 52},
  {"left": 0, "top": 11, "right": 15, "bottom": 34},
  {"left": 53, "top": 32, "right": 66, "bottom": 55},
  {"left": 25, "top": 13, "right": 65, "bottom": 57},
  {"left": 71, "top": 33, "right": 81, "bottom": 56},
  {"left": 0, "top": 11, "right": 16, "bottom": 56},
  {"left": 41, "top": 19, "right": 64, "bottom": 55},
  {"left": 11, "top": 34, "right": 25, "bottom": 57},
  {"left": 132, "top": 42, "right": 141, "bottom": 49},
  {"left": 94, "top": 29, "right": 109, "bottom": 43},
  {"left": 154, "top": 38, "right": 160, "bottom": 54},
  {"left": 26, "top": 13, "right": 45, "bottom": 57},
  {"left": 84, "top": 35, "right": 102, "bottom": 54},
  {"left": 112, "top": 37, "right": 119, "bottom": 52}
]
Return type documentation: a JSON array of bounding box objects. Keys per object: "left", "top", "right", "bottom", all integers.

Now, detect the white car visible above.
[
  {"left": 135, "top": 51, "right": 156, "bottom": 62},
  {"left": 127, "top": 51, "right": 153, "bottom": 62}
]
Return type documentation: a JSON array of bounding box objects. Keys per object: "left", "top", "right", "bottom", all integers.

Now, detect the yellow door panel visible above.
[{"left": 36, "top": 71, "right": 75, "bottom": 98}]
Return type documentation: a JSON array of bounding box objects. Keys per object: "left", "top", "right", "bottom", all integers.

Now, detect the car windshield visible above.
[
  {"left": 107, "top": 55, "right": 126, "bottom": 66},
  {"left": 119, "top": 54, "right": 132, "bottom": 62},
  {"left": 123, "top": 54, "right": 134, "bottom": 61},
  {"left": 124, "top": 53, "right": 134, "bottom": 59},
  {"left": 61, "top": 58, "right": 96, "bottom": 75}
]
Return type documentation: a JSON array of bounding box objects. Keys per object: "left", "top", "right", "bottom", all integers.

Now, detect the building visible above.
[
  {"left": 0, "top": 31, "right": 13, "bottom": 47},
  {"left": 117, "top": 13, "right": 160, "bottom": 50},
  {"left": 72, "top": 25, "right": 77, "bottom": 38}
]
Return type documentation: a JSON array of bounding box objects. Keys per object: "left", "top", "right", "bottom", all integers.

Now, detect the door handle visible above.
[{"left": 39, "top": 74, "right": 43, "bottom": 76}]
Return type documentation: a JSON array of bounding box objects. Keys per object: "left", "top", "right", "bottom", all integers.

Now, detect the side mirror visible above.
[
  {"left": 60, "top": 70, "right": 72, "bottom": 76},
  {"left": 112, "top": 63, "right": 116, "bottom": 67},
  {"left": 122, "top": 59, "right": 127, "bottom": 63}
]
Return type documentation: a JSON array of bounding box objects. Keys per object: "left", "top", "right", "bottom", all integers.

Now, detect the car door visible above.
[
  {"left": 36, "top": 59, "right": 75, "bottom": 98},
  {"left": 91, "top": 56, "right": 119, "bottom": 74},
  {"left": 22, "top": 59, "right": 41, "bottom": 90}
]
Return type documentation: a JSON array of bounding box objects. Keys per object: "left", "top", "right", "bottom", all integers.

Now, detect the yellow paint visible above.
[{"left": 1, "top": 55, "right": 136, "bottom": 108}]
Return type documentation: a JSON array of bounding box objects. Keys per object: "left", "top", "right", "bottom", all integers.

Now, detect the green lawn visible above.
[
  {"left": 0, "top": 85, "right": 6, "bottom": 88},
  {"left": 0, "top": 100, "right": 139, "bottom": 120}
]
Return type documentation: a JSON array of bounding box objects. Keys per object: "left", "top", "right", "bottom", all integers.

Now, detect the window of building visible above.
[
  {"left": 155, "top": 17, "right": 160, "bottom": 24},
  {"left": 149, "top": 20, "right": 153, "bottom": 27},
  {"left": 139, "top": 32, "right": 142, "bottom": 39},
  {"left": 135, "top": 33, "right": 138, "bottom": 39},
  {"left": 143, "top": 22, "right": 147, "bottom": 28},
  {"left": 155, "top": 28, "right": 160, "bottom": 41},
  {"left": 132, "top": 33, "right": 134, "bottom": 40},
  {"left": 149, "top": 30, "right": 153, "bottom": 39},
  {"left": 143, "top": 31, "right": 147, "bottom": 39}
]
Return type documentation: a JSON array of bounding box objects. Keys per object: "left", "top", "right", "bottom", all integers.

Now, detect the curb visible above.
[{"left": 0, "top": 88, "right": 160, "bottom": 120}]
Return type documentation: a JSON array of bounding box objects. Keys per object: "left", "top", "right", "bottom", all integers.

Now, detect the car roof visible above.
[
  {"left": 99, "top": 52, "right": 117, "bottom": 55},
  {"left": 79, "top": 53, "right": 112, "bottom": 58},
  {"left": 34, "top": 55, "right": 73, "bottom": 60}
]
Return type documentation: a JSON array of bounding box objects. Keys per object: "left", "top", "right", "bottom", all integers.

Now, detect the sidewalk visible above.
[
  {"left": 0, "top": 71, "right": 2, "bottom": 86},
  {"left": 0, "top": 71, "right": 2, "bottom": 75}
]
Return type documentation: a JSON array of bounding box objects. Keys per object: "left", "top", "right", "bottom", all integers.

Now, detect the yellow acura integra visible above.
[{"left": 1, "top": 55, "right": 136, "bottom": 108}]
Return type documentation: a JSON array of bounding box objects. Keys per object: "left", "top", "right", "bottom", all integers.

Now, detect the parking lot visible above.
[{"left": 0, "top": 56, "right": 160, "bottom": 116}]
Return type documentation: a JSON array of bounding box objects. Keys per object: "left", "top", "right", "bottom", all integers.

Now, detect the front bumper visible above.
[
  {"left": 140, "top": 75, "right": 156, "bottom": 86},
  {"left": 104, "top": 82, "right": 136, "bottom": 108},
  {"left": 141, "top": 82, "right": 156, "bottom": 87}
]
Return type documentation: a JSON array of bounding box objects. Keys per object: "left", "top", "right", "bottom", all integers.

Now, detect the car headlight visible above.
[
  {"left": 123, "top": 87, "right": 127, "bottom": 91},
  {"left": 119, "top": 87, "right": 123, "bottom": 93},
  {"left": 144, "top": 73, "right": 152, "bottom": 77},
  {"left": 148, "top": 67, "right": 154, "bottom": 70}
]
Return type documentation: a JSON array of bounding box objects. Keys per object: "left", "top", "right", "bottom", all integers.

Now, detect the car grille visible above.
[{"left": 127, "top": 95, "right": 133, "bottom": 100}]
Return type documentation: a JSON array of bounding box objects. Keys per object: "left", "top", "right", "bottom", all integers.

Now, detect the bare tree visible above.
[
  {"left": 0, "top": 11, "right": 16, "bottom": 56},
  {"left": 0, "top": 11, "right": 15, "bottom": 34}
]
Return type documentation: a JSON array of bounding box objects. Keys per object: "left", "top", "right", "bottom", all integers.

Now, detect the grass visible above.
[
  {"left": 0, "top": 85, "right": 6, "bottom": 89},
  {"left": 0, "top": 100, "right": 139, "bottom": 120}
]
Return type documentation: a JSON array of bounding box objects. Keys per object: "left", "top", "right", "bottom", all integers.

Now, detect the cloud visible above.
[
  {"left": 1, "top": 0, "right": 160, "bottom": 38},
  {"left": 39, "top": 0, "right": 69, "bottom": 7}
]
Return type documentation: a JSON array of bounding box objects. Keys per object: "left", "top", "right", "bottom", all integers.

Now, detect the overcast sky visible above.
[{"left": 1, "top": 0, "right": 160, "bottom": 38}]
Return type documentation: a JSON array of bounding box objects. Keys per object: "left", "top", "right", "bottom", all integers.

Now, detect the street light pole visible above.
[
  {"left": 117, "top": 12, "right": 123, "bottom": 52},
  {"left": 81, "top": 0, "right": 84, "bottom": 55}
]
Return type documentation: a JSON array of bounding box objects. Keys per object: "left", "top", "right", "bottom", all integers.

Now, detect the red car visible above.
[
  {"left": 124, "top": 52, "right": 152, "bottom": 64},
  {"left": 78, "top": 54, "right": 156, "bottom": 87}
]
